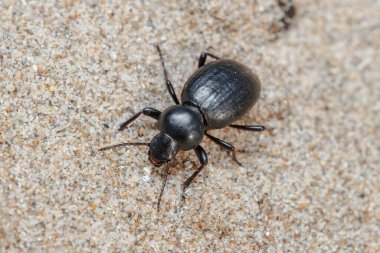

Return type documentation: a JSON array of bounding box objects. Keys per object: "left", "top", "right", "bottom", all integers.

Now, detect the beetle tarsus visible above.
[
  {"left": 118, "top": 111, "right": 143, "bottom": 131},
  {"left": 118, "top": 107, "right": 161, "bottom": 131},
  {"left": 156, "top": 45, "right": 180, "bottom": 104},
  {"left": 231, "top": 151, "right": 243, "bottom": 167},
  {"left": 180, "top": 193, "right": 186, "bottom": 203}
]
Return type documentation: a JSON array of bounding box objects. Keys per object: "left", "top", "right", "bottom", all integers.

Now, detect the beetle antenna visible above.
[
  {"left": 157, "top": 160, "right": 171, "bottom": 211},
  {"left": 98, "top": 142, "right": 149, "bottom": 151}
]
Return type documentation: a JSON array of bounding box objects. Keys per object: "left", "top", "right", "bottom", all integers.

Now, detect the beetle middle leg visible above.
[
  {"left": 156, "top": 45, "right": 180, "bottom": 104},
  {"left": 205, "top": 132, "right": 243, "bottom": 166},
  {"left": 198, "top": 51, "right": 221, "bottom": 68},
  {"left": 181, "top": 145, "right": 208, "bottom": 201},
  {"left": 119, "top": 107, "right": 161, "bottom": 131}
]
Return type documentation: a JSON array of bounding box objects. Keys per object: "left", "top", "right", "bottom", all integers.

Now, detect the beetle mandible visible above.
[{"left": 99, "top": 46, "right": 265, "bottom": 210}]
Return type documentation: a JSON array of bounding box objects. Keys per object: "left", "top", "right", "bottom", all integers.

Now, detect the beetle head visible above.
[{"left": 148, "top": 132, "right": 179, "bottom": 167}]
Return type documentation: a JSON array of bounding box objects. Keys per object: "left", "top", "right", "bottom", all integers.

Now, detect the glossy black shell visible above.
[
  {"left": 181, "top": 59, "right": 261, "bottom": 129},
  {"left": 157, "top": 105, "right": 204, "bottom": 150}
]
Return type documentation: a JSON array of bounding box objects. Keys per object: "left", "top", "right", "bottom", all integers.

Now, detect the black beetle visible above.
[{"left": 99, "top": 46, "right": 265, "bottom": 210}]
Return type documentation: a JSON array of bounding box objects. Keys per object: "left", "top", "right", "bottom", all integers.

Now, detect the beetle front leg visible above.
[
  {"left": 156, "top": 161, "right": 171, "bottom": 211},
  {"left": 181, "top": 145, "right": 208, "bottom": 201},
  {"left": 118, "top": 107, "right": 161, "bottom": 131},
  {"left": 198, "top": 51, "right": 221, "bottom": 68}
]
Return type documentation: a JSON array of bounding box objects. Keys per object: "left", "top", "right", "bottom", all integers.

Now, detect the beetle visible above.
[{"left": 99, "top": 46, "right": 265, "bottom": 210}]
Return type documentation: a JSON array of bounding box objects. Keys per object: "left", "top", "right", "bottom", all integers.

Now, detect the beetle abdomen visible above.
[{"left": 181, "top": 59, "right": 261, "bottom": 129}]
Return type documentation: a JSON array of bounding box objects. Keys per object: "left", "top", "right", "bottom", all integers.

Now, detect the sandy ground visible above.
[{"left": 1, "top": 0, "right": 379, "bottom": 252}]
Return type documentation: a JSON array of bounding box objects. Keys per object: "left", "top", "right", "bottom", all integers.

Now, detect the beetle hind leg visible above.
[
  {"left": 229, "top": 124, "right": 266, "bottom": 132},
  {"left": 156, "top": 45, "right": 180, "bottom": 104},
  {"left": 198, "top": 51, "right": 221, "bottom": 68}
]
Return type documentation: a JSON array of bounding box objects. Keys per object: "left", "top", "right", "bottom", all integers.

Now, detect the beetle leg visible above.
[
  {"left": 229, "top": 124, "right": 266, "bottom": 132},
  {"left": 205, "top": 132, "right": 243, "bottom": 166},
  {"left": 157, "top": 160, "right": 171, "bottom": 211},
  {"left": 198, "top": 51, "right": 221, "bottom": 68},
  {"left": 156, "top": 45, "right": 180, "bottom": 104},
  {"left": 181, "top": 145, "right": 208, "bottom": 201},
  {"left": 119, "top": 107, "right": 161, "bottom": 131}
]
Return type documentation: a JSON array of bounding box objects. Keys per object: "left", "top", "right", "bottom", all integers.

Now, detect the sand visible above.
[{"left": 1, "top": 0, "right": 379, "bottom": 252}]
